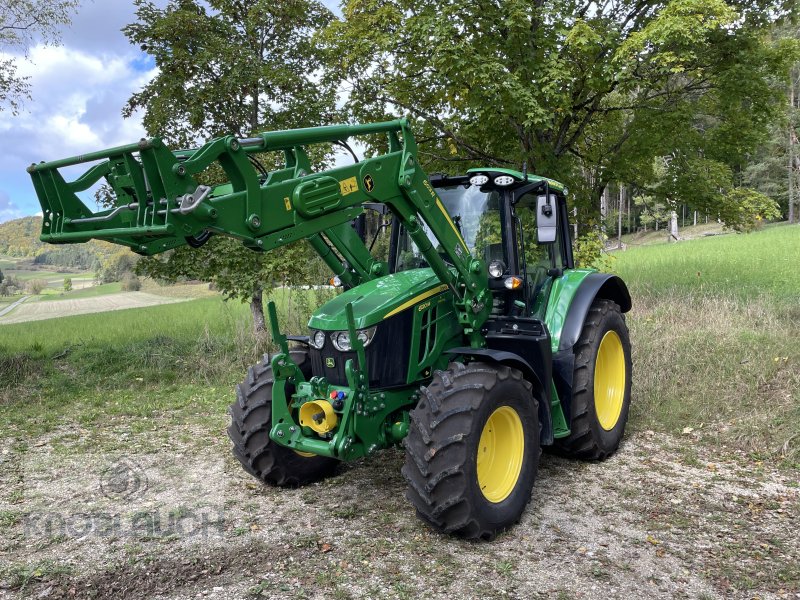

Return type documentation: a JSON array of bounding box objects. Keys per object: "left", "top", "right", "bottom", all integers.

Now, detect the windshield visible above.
[{"left": 395, "top": 184, "right": 503, "bottom": 272}]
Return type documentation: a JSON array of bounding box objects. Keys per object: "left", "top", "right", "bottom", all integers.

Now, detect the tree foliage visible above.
[
  {"left": 125, "top": 0, "right": 338, "bottom": 335},
  {"left": 0, "top": 0, "right": 77, "bottom": 113},
  {"left": 323, "top": 0, "right": 797, "bottom": 227},
  {"left": 123, "top": 0, "right": 336, "bottom": 146}
]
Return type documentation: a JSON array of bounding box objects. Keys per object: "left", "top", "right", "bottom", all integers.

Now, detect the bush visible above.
[
  {"left": 63, "top": 277, "right": 73, "bottom": 292},
  {"left": 573, "top": 222, "right": 615, "bottom": 272},
  {"left": 26, "top": 279, "right": 47, "bottom": 295},
  {"left": 0, "top": 275, "right": 22, "bottom": 296},
  {"left": 121, "top": 273, "right": 141, "bottom": 291},
  {"left": 97, "top": 250, "right": 139, "bottom": 283}
]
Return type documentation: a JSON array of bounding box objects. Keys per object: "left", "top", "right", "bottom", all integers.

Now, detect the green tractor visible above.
[{"left": 28, "top": 120, "right": 631, "bottom": 539}]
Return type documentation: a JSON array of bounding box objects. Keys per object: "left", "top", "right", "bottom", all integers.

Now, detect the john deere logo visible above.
[
  {"left": 363, "top": 174, "right": 375, "bottom": 192},
  {"left": 325, "top": 357, "right": 335, "bottom": 368}
]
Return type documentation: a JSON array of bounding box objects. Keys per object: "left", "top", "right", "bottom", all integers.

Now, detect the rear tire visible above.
[
  {"left": 554, "top": 299, "right": 632, "bottom": 460},
  {"left": 402, "top": 362, "right": 540, "bottom": 540},
  {"left": 228, "top": 350, "right": 337, "bottom": 486}
]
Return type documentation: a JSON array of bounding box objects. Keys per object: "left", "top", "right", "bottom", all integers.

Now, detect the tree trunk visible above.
[
  {"left": 790, "top": 67, "right": 796, "bottom": 224},
  {"left": 250, "top": 285, "right": 267, "bottom": 342},
  {"left": 627, "top": 190, "right": 631, "bottom": 234},
  {"left": 573, "top": 207, "right": 578, "bottom": 241},
  {"left": 617, "top": 186, "right": 623, "bottom": 249}
]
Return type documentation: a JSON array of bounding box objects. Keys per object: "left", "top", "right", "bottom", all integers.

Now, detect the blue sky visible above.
[{"left": 0, "top": 0, "right": 341, "bottom": 224}]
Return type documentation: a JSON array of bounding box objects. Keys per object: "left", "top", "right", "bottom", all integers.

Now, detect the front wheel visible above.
[
  {"left": 402, "top": 362, "right": 540, "bottom": 540},
  {"left": 554, "top": 299, "right": 632, "bottom": 460},
  {"left": 227, "top": 350, "right": 337, "bottom": 487}
]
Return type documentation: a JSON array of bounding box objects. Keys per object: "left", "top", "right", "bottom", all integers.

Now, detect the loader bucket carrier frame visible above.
[{"left": 29, "top": 118, "right": 633, "bottom": 540}]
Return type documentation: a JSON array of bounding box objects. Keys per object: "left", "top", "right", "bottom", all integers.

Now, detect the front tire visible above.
[
  {"left": 228, "top": 350, "right": 337, "bottom": 486},
  {"left": 402, "top": 362, "right": 540, "bottom": 540},
  {"left": 554, "top": 299, "right": 632, "bottom": 460}
]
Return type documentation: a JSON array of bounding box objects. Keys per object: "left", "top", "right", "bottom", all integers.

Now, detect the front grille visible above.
[{"left": 309, "top": 310, "right": 413, "bottom": 388}]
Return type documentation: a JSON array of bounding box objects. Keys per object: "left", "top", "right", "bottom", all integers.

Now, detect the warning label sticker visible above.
[{"left": 339, "top": 177, "right": 359, "bottom": 196}]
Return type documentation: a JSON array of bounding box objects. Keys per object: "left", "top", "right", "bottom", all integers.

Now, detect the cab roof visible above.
[{"left": 466, "top": 167, "right": 567, "bottom": 194}]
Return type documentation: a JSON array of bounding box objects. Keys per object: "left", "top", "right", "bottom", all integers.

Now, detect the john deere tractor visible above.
[{"left": 28, "top": 119, "right": 631, "bottom": 539}]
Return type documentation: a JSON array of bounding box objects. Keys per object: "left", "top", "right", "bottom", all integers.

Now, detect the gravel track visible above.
[{"left": 1, "top": 426, "right": 797, "bottom": 599}]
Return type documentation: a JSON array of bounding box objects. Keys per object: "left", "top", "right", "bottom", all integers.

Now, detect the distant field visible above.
[
  {"left": 0, "top": 254, "right": 94, "bottom": 295},
  {"left": 613, "top": 223, "right": 799, "bottom": 301},
  {"left": 619, "top": 221, "right": 726, "bottom": 246},
  {"left": 0, "top": 292, "right": 189, "bottom": 324}
]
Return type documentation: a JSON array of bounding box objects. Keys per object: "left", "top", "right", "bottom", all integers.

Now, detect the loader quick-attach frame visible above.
[{"left": 28, "top": 119, "right": 631, "bottom": 466}]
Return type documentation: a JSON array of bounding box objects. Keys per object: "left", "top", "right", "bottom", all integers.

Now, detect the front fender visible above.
[{"left": 445, "top": 347, "right": 553, "bottom": 445}]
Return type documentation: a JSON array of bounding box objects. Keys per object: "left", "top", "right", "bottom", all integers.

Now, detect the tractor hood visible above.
[{"left": 308, "top": 268, "right": 449, "bottom": 330}]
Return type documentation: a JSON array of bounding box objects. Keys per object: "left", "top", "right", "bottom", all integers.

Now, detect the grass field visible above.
[
  {"left": 612, "top": 223, "right": 800, "bottom": 463},
  {"left": 614, "top": 223, "right": 799, "bottom": 300},
  {"left": 0, "top": 286, "right": 328, "bottom": 436}
]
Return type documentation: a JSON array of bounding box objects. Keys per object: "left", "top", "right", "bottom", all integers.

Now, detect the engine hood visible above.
[{"left": 308, "top": 268, "right": 449, "bottom": 330}]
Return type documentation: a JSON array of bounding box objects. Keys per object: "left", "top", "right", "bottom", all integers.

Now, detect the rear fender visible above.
[
  {"left": 549, "top": 272, "right": 631, "bottom": 426},
  {"left": 553, "top": 272, "right": 631, "bottom": 353}
]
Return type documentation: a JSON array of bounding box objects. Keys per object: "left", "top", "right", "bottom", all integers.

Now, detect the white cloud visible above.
[
  {"left": 0, "top": 43, "right": 158, "bottom": 222},
  {"left": 0, "top": 44, "right": 157, "bottom": 162},
  {"left": 0, "top": 190, "right": 25, "bottom": 222}
]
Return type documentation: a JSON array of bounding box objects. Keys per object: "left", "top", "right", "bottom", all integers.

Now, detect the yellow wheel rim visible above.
[
  {"left": 594, "top": 330, "right": 626, "bottom": 431},
  {"left": 476, "top": 406, "right": 525, "bottom": 503}
]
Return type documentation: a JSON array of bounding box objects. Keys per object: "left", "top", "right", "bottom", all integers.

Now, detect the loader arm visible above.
[{"left": 28, "top": 119, "right": 491, "bottom": 344}]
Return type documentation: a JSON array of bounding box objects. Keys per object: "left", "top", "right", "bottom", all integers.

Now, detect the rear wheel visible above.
[
  {"left": 402, "top": 362, "right": 540, "bottom": 540},
  {"left": 554, "top": 299, "right": 632, "bottom": 460},
  {"left": 227, "top": 350, "right": 337, "bottom": 486}
]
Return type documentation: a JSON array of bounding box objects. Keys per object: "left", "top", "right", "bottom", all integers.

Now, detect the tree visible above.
[
  {"left": 124, "top": 0, "right": 338, "bottom": 337},
  {"left": 62, "top": 276, "right": 71, "bottom": 292},
  {"left": 743, "top": 24, "right": 800, "bottom": 223},
  {"left": 323, "top": 0, "right": 797, "bottom": 226},
  {"left": 26, "top": 278, "right": 46, "bottom": 294},
  {"left": 0, "top": 268, "right": 3, "bottom": 285},
  {"left": 96, "top": 250, "right": 138, "bottom": 284},
  {"left": 0, "top": 0, "right": 77, "bottom": 113}
]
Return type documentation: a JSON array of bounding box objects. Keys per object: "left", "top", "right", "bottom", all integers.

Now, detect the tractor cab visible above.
[{"left": 390, "top": 168, "right": 574, "bottom": 319}]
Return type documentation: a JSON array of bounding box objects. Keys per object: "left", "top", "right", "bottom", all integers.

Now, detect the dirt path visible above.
[
  {"left": 0, "top": 292, "right": 188, "bottom": 324},
  {"left": 0, "top": 427, "right": 797, "bottom": 600},
  {"left": 0, "top": 297, "right": 29, "bottom": 319}
]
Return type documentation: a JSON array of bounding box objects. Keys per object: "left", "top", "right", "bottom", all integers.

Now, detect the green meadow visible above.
[{"left": 1, "top": 225, "right": 798, "bottom": 462}]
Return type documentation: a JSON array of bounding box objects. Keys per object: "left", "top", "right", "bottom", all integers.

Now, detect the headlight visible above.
[
  {"left": 331, "top": 326, "right": 377, "bottom": 352},
  {"left": 488, "top": 260, "right": 506, "bottom": 279},
  {"left": 310, "top": 330, "right": 326, "bottom": 349}
]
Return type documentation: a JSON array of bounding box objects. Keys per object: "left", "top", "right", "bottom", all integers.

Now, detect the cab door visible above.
[{"left": 512, "top": 191, "right": 567, "bottom": 319}]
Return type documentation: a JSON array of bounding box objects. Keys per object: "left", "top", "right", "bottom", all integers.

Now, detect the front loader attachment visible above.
[
  {"left": 28, "top": 118, "right": 492, "bottom": 343},
  {"left": 28, "top": 137, "right": 221, "bottom": 254},
  {"left": 27, "top": 121, "right": 409, "bottom": 256}
]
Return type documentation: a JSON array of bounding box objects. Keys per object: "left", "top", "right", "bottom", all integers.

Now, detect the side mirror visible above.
[{"left": 537, "top": 194, "right": 557, "bottom": 244}]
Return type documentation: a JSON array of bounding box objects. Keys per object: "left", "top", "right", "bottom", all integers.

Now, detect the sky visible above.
[{"left": 0, "top": 0, "right": 341, "bottom": 224}]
